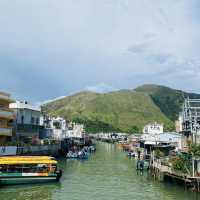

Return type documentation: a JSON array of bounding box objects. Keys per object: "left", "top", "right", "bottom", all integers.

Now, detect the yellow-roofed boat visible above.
[{"left": 0, "top": 156, "right": 62, "bottom": 185}]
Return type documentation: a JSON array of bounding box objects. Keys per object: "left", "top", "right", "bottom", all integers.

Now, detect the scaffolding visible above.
[{"left": 182, "top": 98, "right": 200, "bottom": 144}]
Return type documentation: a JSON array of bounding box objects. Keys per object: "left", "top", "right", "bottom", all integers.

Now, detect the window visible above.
[
  {"left": 36, "top": 118, "right": 39, "bottom": 125},
  {"left": 31, "top": 117, "right": 35, "bottom": 124},
  {"left": 1, "top": 165, "right": 23, "bottom": 173},
  {"left": 21, "top": 115, "right": 24, "bottom": 124},
  {"left": 22, "top": 164, "right": 38, "bottom": 173}
]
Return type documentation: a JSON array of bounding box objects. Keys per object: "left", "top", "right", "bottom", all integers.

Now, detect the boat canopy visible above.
[
  {"left": 0, "top": 156, "right": 57, "bottom": 165},
  {"left": 144, "top": 141, "right": 156, "bottom": 145}
]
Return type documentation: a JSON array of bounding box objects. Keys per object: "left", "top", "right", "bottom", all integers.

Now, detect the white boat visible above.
[{"left": 66, "top": 151, "right": 78, "bottom": 159}]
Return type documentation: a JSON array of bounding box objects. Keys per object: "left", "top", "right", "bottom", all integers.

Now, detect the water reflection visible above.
[
  {"left": 0, "top": 183, "right": 61, "bottom": 200},
  {"left": 0, "top": 142, "right": 200, "bottom": 200}
]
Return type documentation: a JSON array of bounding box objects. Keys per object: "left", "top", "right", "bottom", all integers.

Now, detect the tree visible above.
[{"left": 189, "top": 144, "right": 200, "bottom": 159}]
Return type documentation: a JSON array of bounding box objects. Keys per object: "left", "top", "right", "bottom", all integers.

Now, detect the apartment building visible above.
[{"left": 0, "top": 92, "right": 15, "bottom": 144}]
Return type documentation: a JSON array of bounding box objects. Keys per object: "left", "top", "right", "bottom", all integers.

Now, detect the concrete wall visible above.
[
  {"left": 0, "top": 144, "right": 61, "bottom": 157},
  {"left": 17, "top": 144, "right": 61, "bottom": 156},
  {"left": 0, "top": 146, "right": 17, "bottom": 156}
]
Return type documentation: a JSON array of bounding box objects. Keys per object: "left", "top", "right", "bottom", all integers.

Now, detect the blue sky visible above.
[{"left": 0, "top": 0, "right": 200, "bottom": 103}]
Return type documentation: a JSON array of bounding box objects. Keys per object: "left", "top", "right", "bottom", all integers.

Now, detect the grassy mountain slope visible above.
[
  {"left": 42, "top": 89, "right": 174, "bottom": 133},
  {"left": 43, "top": 91, "right": 99, "bottom": 118},
  {"left": 42, "top": 84, "right": 200, "bottom": 133},
  {"left": 135, "top": 84, "right": 200, "bottom": 121}
]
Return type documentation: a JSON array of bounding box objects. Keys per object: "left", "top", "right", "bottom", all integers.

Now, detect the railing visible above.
[
  {"left": 0, "top": 144, "right": 61, "bottom": 156},
  {"left": 0, "top": 127, "right": 12, "bottom": 136},
  {"left": 0, "top": 109, "right": 14, "bottom": 119},
  {"left": 152, "top": 160, "right": 171, "bottom": 173},
  {"left": 16, "top": 124, "right": 43, "bottom": 133},
  {"left": 152, "top": 159, "right": 190, "bottom": 178}
]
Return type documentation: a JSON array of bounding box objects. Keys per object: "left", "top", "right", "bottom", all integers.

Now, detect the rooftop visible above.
[
  {"left": 9, "top": 101, "right": 41, "bottom": 112},
  {"left": 0, "top": 156, "right": 57, "bottom": 165}
]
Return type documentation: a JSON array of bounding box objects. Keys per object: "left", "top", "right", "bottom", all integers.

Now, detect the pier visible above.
[{"left": 150, "top": 159, "right": 200, "bottom": 192}]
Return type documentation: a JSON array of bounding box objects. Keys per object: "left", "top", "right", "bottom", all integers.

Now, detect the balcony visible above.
[
  {"left": 0, "top": 109, "right": 14, "bottom": 119},
  {"left": 0, "top": 127, "right": 12, "bottom": 136},
  {"left": 0, "top": 92, "right": 14, "bottom": 103}
]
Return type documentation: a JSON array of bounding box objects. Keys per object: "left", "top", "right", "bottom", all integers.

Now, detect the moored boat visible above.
[
  {"left": 66, "top": 151, "right": 78, "bottom": 159},
  {"left": 88, "top": 146, "right": 96, "bottom": 152},
  {"left": 127, "top": 151, "right": 136, "bottom": 157},
  {"left": 136, "top": 160, "right": 149, "bottom": 171},
  {"left": 0, "top": 156, "right": 62, "bottom": 185},
  {"left": 66, "top": 150, "right": 88, "bottom": 159},
  {"left": 77, "top": 151, "right": 88, "bottom": 159}
]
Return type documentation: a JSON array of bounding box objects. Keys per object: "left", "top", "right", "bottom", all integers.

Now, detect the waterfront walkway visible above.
[
  {"left": 152, "top": 160, "right": 192, "bottom": 182},
  {"left": 151, "top": 160, "right": 200, "bottom": 192}
]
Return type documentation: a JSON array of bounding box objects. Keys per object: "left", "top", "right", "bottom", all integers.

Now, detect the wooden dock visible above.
[{"left": 151, "top": 160, "right": 200, "bottom": 191}]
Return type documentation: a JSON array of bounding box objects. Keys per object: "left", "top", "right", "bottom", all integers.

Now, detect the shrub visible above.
[
  {"left": 170, "top": 154, "right": 191, "bottom": 174},
  {"left": 154, "top": 149, "right": 164, "bottom": 158}
]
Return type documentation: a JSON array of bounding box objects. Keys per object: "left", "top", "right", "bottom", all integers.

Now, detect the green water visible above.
[{"left": 0, "top": 142, "right": 200, "bottom": 200}]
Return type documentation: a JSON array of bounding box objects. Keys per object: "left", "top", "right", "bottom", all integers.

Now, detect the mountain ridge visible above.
[{"left": 42, "top": 84, "right": 200, "bottom": 133}]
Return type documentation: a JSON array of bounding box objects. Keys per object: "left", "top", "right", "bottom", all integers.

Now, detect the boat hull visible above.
[
  {"left": 0, "top": 176, "right": 58, "bottom": 185},
  {"left": 0, "top": 171, "right": 62, "bottom": 186}
]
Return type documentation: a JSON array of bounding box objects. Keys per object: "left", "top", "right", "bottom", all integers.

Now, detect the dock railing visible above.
[{"left": 152, "top": 158, "right": 191, "bottom": 179}]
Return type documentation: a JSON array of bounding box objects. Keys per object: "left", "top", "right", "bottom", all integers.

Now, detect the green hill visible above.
[
  {"left": 42, "top": 84, "right": 200, "bottom": 133},
  {"left": 135, "top": 84, "right": 200, "bottom": 121},
  {"left": 42, "top": 86, "right": 178, "bottom": 133}
]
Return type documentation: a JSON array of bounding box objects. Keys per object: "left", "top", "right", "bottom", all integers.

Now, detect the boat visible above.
[
  {"left": 66, "top": 150, "right": 88, "bottom": 159},
  {"left": 136, "top": 160, "right": 150, "bottom": 171},
  {"left": 77, "top": 151, "right": 88, "bottom": 159},
  {"left": 88, "top": 146, "right": 96, "bottom": 152},
  {"left": 127, "top": 151, "right": 135, "bottom": 157},
  {"left": 66, "top": 151, "right": 78, "bottom": 159},
  {"left": 0, "top": 156, "right": 62, "bottom": 185},
  {"left": 82, "top": 146, "right": 96, "bottom": 153}
]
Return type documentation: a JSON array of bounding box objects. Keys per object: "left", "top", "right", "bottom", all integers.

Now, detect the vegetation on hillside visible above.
[
  {"left": 42, "top": 84, "right": 200, "bottom": 133},
  {"left": 135, "top": 84, "right": 200, "bottom": 121},
  {"left": 72, "top": 117, "right": 121, "bottom": 133}
]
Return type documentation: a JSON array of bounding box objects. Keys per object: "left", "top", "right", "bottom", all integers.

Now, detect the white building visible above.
[
  {"left": 66, "top": 123, "right": 84, "bottom": 138},
  {"left": 140, "top": 132, "right": 182, "bottom": 150},
  {"left": 0, "top": 92, "right": 15, "bottom": 144},
  {"left": 9, "top": 101, "right": 42, "bottom": 142},
  {"left": 41, "top": 116, "right": 67, "bottom": 140},
  {"left": 143, "top": 122, "right": 163, "bottom": 135}
]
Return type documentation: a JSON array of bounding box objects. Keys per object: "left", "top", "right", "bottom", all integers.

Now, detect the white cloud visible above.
[
  {"left": 0, "top": 0, "right": 200, "bottom": 102},
  {"left": 85, "top": 83, "right": 117, "bottom": 93}
]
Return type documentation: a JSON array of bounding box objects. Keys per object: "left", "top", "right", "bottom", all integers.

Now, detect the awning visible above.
[{"left": 144, "top": 141, "right": 156, "bottom": 145}]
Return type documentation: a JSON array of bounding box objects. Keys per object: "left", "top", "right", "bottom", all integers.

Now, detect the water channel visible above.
[{"left": 0, "top": 142, "right": 200, "bottom": 200}]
